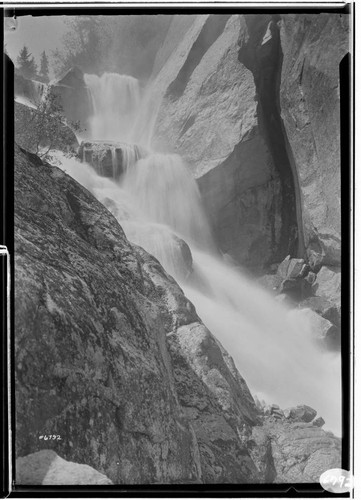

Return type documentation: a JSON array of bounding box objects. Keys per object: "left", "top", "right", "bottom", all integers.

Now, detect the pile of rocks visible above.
[
  {"left": 258, "top": 255, "right": 341, "bottom": 350},
  {"left": 254, "top": 398, "right": 325, "bottom": 427}
]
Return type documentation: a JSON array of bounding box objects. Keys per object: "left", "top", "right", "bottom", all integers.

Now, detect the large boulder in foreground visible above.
[
  {"left": 14, "top": 144, "right": 260, "bottom": 484},
  {"left": 279, "top": 13, "right": 349, "bottom": 267},
  {"left": 17, "top": 450, "right": 113, "bottom": 485}
]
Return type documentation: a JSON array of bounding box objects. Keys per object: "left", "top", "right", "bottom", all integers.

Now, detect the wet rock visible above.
[
  {"left": 122, "top": 221, "right": 194, "bottom": 281},
  {"left": 276, "top": 256, "right": 311, "bottom": 300},
  {"left": 299, "top": 296, "right": 340, "bottom": 328},
  {"left": 313, "top": 266, "right": 341, "bottom": 306},
  {"left": 78, "top": 141, "right": 147, "bottom": 179},
  {"left": 16, "top": 450, "right": 113, "bottom": 485}
]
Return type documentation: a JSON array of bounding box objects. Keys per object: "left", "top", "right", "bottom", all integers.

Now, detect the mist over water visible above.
[
  {"left": 84, "top": 73, "right": 141, "bottom": 143},
  {"left": 55, "top": 71, "right": 341, "bottom": 436}
]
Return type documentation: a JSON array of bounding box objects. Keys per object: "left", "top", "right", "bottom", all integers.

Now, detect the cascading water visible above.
[
  {"left": 84, "top": 73, "right": 141, "bottom": 143},
  {"left": 55, "top": 71, "right": 341, "bottom": 436}
]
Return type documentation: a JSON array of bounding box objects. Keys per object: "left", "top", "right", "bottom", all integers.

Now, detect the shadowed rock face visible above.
[
  {"left": 50, "top": 67, "right": 93, "bottom": 133},
  {"left": 14, "top": 145, "right": 260, "bottom": 484}
]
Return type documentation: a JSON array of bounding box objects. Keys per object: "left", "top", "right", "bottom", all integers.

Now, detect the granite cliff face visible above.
[
  {"left": 279, "top": 13, "right": 348, "bottom": 270},
  {"left": 15, "top": 145, "right": 341, "bottom": 485},
  {"left": 151, "top": 13, "right": 348, "bottom": 271}
]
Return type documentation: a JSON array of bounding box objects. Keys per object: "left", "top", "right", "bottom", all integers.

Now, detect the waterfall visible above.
[
  {"left": 53, "top": 70, "right": 341, "bottom": 436},
  {"left": 84, "top": 73, "right": 141, "bottom": 143}
]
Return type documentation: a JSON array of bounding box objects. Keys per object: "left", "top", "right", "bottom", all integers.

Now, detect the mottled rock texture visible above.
[
  {"left": 279, "top": 13, "right": 349, "bottom": 267},
  {"left": 249, "top": 419, "right": 341, "bottom": 483},
  {"left": 14, "top": 145, "right": 259, "bottom": 484},
  {"left": 16, "top": 450, "right": 113, "bottom": 485},
  {"left": 78, "top": 141, "right": 147, "bottom": 179}
]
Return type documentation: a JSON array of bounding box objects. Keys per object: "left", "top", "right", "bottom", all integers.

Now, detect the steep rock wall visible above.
[
  {"left": 153, "top": 15, "right": 283, "bottom": 269},
  {"left": 152, "top": 13, "right": 348, "bottom": 272},
  {"left": 279, "top": 13, "right": 349, "bottom": 268},
  {"left": 14, "top": 144, "right": 260, "bottom": 484}
]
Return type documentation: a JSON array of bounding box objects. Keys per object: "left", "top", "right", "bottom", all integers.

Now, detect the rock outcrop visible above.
[
  {"left": 16, "top": 450, "right": 113, "bottom": 485},
  {"left": 78, "top": 141, "right": 147, "bottom": 178},
  {"left": 14, "top": 144, "right": 260, "bottom": 484},
  {"left": 249, "top": 419, "right": 341, "bottom": 483}
]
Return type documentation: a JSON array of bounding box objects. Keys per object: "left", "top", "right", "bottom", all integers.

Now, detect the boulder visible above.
[
  {"left": 283, "top": 405, "right": 317, "bottom": 423},
  {"left": 121, "top": 221, "right": 194, "bottom": 281},
  {"left": 299, "top": 296, "right": 340, "bottom": 327},
  {"left": 313, "top": 417, "right": 326, "bottom": 428},
  {"left": 300, "top": 308, "right": 340, "bottom": 350},
  {"left": 313, "top": 265, "right": 341, "bottom": 306},
  {"left": 78, "top": 141, "right": 147, "bottom": 178},
  {"left": 276, "top": 255, "right": 312, "bottom": 300},
  {"left": 251, "top": 419, "right": 341, "bottom": 482},
  {"left": 16, "top": 450, "right": 112, "bottom": 485},
  {"left": 279, "top": 14, "right": 349, "bottom": 267}
]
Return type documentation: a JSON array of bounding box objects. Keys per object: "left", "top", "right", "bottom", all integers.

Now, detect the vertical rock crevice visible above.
[{"left": 239, "top": 15, "right": 305, "bottom": 260}]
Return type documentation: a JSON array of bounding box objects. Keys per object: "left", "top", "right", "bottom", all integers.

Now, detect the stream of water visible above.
[{"left": 56, "top": 72, "right": 341, "bottom": 435}]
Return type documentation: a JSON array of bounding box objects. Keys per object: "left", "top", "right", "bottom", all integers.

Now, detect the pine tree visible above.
[
  {"left": 16, "top": 45, "right": 38, "bottom": 79},
  {"left": 39, "top": 51, "right": 49, "bottom": 82}
]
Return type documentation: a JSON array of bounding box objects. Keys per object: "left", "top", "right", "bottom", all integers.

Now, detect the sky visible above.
[{"left": 4, "top": 15, "right": 67, "bottom": 76}]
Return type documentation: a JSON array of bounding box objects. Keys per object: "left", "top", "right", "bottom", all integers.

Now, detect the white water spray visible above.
[
  {"left": 84, "top": 73, "right": 141, "bottom": 143},
  {"left": 54, "top": 71, "right": 341, "bottom": 435}
]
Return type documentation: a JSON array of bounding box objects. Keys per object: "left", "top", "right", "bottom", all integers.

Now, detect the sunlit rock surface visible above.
[
  {"left": 279, "top": 13, "right": 349, "bottom": 267},
  {"left": 250, "top": 419, "right": 341, "bottom": 483},
  {"left": 16, "top": 450, "right": 113, "bottom": 485}
]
